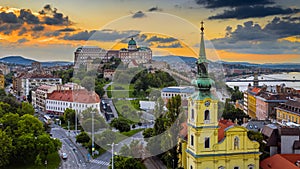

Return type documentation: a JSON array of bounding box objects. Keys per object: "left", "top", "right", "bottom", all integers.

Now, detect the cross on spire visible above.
[{"left": 200, "top": 21, "right": 204, "bottom": 32}]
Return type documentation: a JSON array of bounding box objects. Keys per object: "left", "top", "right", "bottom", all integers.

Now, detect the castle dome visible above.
[{"left": 128, "top": 38, "right": 136, "bottom": 45}]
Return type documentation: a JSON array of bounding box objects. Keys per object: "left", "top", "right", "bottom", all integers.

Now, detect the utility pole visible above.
[
  {"left": 75, "top": 110, "right": 77, "bottom": 135},
  {"left": 92, "top": 111, "right": 95, "bottom": 156},
  {"left": 68, "top": 120, "right": 70, "bottom": 136}
]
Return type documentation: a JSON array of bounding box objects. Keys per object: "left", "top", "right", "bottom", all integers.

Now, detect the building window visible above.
[
  {"left": 190, "top": 166, "right": 193, "bottom": 169},
  {"left": 191, "top": 135, "right": 194, "bottom": 146},
  {"left": 191, "top": 109, "right": 194, "bottom": 120},
  {"left": 205, "top": 137, "right": 210, "bottom": 148},
  {"left": 248, "top": 164, "right": 254, "bottom": 169},
  {"left": 234, "top": 136, "right": 239, "bottom": 149},
  {"left": 234, "top": 167, "right": 240, "bottom": 169},
  {"left": 204, "top": 110, "right": 210, "bottom": 120},
  {"left": 218, "top": 166, "right": 225, "bottom": 169}
]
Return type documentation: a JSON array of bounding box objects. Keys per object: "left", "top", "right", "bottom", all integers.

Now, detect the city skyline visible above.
[{"left": 0, "top": 0, "right": 300, "bottom": 63}]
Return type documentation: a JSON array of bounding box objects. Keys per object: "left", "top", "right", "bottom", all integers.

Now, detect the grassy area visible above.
[
  {"left": 107, "top": 83, "right": 134, "bottom": 98},
  {"left": 121, "top": 128, "right": 144, "bottom": 137},
  {"left": 113, "top": 99, "right": 140, "bottom": 122},
  {"left": 9, "top": 152, "right": 61, "bottom": 169}
]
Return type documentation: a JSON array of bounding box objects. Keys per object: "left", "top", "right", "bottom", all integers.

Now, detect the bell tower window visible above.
[{"left": 204, "top": 110, "right": 210, "bottom": 120}]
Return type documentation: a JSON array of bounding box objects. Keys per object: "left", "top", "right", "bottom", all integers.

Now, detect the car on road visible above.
[{"left": 62, "top": 153, "right": 68, "bottom": 160}]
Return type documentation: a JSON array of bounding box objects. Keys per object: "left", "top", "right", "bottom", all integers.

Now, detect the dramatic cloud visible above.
[
  {"left": 31, "top": 25, "right": 45, "bottom": 31},
  {"left": 209, "top": 6, "right": 300, "bottom": 19},
  {"left": 148, "top": 6, "right": 162, "bottom": 12},
  {"left": 0, "top": 23, "right": 22, "bottom": 35},
  {"left": 195, "top": 0, "right": 274, "bottom": 8},
  {"left": 146, "top": 36, "right": 177, "bottom": 43},
  {"left": 39, "top": 4, "right": 71, "bottom": 26},
  {"left": 18, "top": 9, "right": 40, "bottom": 24},
  {"left": 63, "top": 29, "right": 140, "bottom": 41},
  {"left": 0, "top": 12, "right": 18, "bottom": 23},
  {"left": 211, "top": 17, "right": 300, "bottom": 54},
  {"left": 58, "top": 28, "right": 76, "bottom": 32},
  {"left": 17, "top": 38, "right": 29, "bottom": 43},
  {"left": 132, "top": 11, "right": 146, "bottom": 18},
  {"left": 157, "top": 42, "right": 183, "bottom": 48}
]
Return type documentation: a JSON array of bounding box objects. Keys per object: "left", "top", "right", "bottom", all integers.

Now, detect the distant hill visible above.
[
  {"left": 153, "top": 55, "right": 300, "bottom": 70},
  {"left": 0, "top": 56, "right": 73, "bottom": 67}
]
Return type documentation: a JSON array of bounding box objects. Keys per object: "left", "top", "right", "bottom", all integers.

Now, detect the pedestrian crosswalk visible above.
[{"left": 90, "top": 159, "right": 110, "bottom": 166}]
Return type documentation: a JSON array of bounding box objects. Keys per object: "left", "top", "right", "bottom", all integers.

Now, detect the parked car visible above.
[{"left": 62, "top": 153, "right": 68, "bottom": 160}]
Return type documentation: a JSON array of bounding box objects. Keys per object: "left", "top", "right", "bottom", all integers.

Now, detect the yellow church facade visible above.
[{"left": 180, "top": 22, "right": 260, "bottom": 169}]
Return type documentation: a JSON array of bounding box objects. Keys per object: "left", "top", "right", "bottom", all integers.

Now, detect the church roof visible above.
[
  {"left": 260, "top": 154, "right": 300, "bottom": 169},
  {"left": 218, "top": 119, "right": 235, "bottom": 142}
]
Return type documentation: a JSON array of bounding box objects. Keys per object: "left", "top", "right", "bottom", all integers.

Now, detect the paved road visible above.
[{"left": 51, "top": 127, "right": 88, "bottom": 169}]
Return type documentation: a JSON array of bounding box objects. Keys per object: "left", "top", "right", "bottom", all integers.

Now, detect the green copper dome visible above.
[
  {"left": 128, "top": 38, "right": 136, "bottom": 45},
  {"left": 192, "top": 77, "right": 214, "bottom": 91}
]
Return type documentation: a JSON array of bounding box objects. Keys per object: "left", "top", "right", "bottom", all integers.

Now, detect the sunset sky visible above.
[{"left": 0, "top": 0, "right": 299, "bottom": 63}]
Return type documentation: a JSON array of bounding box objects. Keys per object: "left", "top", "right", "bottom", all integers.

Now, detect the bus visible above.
[{"left": 43, "top": 115, "right": 52, "bottom": 125}]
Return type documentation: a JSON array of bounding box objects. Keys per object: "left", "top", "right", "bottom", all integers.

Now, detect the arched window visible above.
[
  {"left": 218, "top": 166, "right": 225, "bottom": 169},
  {"left": 190, "top": 166, "right": 193, "bottom": 169},
  {"left": 234, "top": 136, "right": 240, "bottom": 149},
  {"left": 248, "top": 164, "right": 254, "bottom": 169},
  {"left": 191, "top": 109, "right": 194, "bottom": 120},
  {"left": 204, "top": 110, "right": 210, "bottom": 120}
]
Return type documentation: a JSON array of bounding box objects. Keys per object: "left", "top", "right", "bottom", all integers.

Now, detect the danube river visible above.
[{"left": 226, "top": 72, "right": 300, "bottom": 92}]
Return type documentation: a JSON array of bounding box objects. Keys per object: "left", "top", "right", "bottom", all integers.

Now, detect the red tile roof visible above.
[
  {"left": 48, "top": 89, "right": 100, "bottom": 103},
  {"left": 218, "top": 119, "right": 235, "bottom": 142},
  {"left": 260, "top": 154, "right": 300, "bottom": 169},
  {"left": 251, "top": 87, "right": 261, "bottom": 94}
]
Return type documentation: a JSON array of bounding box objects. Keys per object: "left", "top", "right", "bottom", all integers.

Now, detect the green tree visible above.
[
  {"left": 15, "top": 133, "right": 37, "bottom": 163},
  {"left": 95, "top": 84, "right": 105, "bottom": 97},
  {"left": 76, "top": 131, "right": 90, "bottom": 144},
  {"left": 247, "top": 130, "right": 268, "bottom": 160},
  {"left": 36, "top": 134, "right": 56, "bottom": 161},
  {"left": 222, "top": 99, "right": 249, "bottom": 124},
  {"left": 64, "top": 108, "right": 76, "bottom": 125},
  {"left": 0, "top": 130, "right": 13, "bottom": 168},
  {"left": 17, "top": 114, "right": 44, "bottom": 137},
  {"left": 17, "top": 102, "right": 35, "bottom": 116},
  {"left": 81, "top": 117, "right": 107, "bottom": 132},
  {"left": 81, "top": 76, "right": 95, "bottom": 91},
  {"left": 109, "top": 156, "right": 144, "bottom": 169},
  {"left": 142, "top": 128, "right": 153, "bottom": 138},
  {"left": 1, "top": 113, "right": 19, "bottom": 137},
  {"left": 110, "top": 117, "right": 131, "bottom": 132}
]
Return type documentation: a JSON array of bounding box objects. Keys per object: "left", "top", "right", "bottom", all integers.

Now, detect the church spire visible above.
[
  {"left": 199, "top": 21, "right": 207, "bottom": 62},
  {"left": 192, "top": 21, "right": 214, "bottom": 93}
]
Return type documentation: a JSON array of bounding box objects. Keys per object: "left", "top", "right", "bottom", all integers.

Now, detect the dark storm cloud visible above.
[
  {"left": 148, "top": 6, "right": 162, "bottom": 12},
  {"left": 44, "top": 31, "right": 61, "bottom": 37},
  {"left": 211, "top": 17, "right": 300, "bottom": 54},
  {"left": 209, "top": 6, "right": 300, "bottom": 19},
  {"left": 146, "top": 36, "right": 177, "bottom": 43},
  {"left": 132, "top": 11, "right": 146, "bottom": 18},
  {"left": 157, "top": 42, "right": 183, "bottom": 48},
  {"left": 0, "top": 23, "right": 22, "bottom": 35},
  {"left": 18, "top": 27, "right": 27, "bottom": 36},
  {"left": 17, "top": 38, "right": 29, "bottom": 43},
  {"left": 58, "top": 28, "right": 76, "bottom": 32},
  {"left": 39, "top": 4, "right": 71, "bottom": 26},
  {"left": 0, "top": 12, "right": 19, "bottom": 23},
  {"left": 195, "top": 0, "right": 274, "bottom": 8},
  {"left": 18, "top": 9, "right": 40, "bottom": 24},
  {"left": 63, "top": 30, "right": 140, "bottom": 41},
  {"left": 31, "top": 25, "right": 45, "bottom": 31}
]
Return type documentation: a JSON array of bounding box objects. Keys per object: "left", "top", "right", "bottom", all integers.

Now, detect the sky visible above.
[{"left": 0, "top": 0, "right": 299, "bottom": 63}]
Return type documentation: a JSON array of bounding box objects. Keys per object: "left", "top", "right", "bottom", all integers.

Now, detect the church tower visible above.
[
  {"left": 184, "top": 22, "right": 260, "bottom": 169},
  {"left": 186, "top": 21, "right": 219, "bottom": 168}
]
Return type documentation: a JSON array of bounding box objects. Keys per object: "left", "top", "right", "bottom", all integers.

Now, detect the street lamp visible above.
[
  {"left": 107, "top": 142, "right": 118, "bottom": 169},
  {"left": 91, "top": 110, "right": 95, "bottom": 156}
]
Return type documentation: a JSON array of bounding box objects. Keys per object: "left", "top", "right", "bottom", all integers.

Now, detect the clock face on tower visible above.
[{"left": 205, "top": 101, "right": 210, "bottom": 107}]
